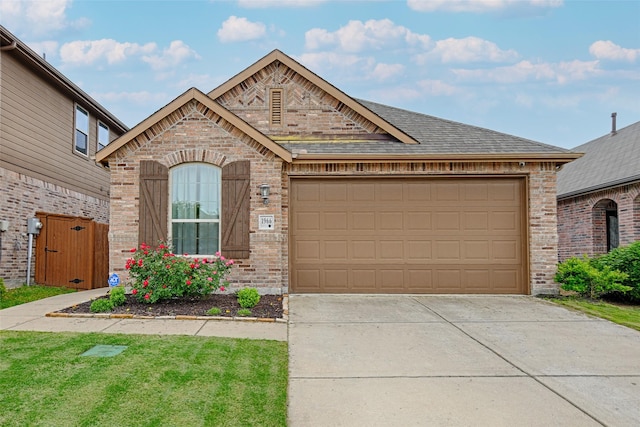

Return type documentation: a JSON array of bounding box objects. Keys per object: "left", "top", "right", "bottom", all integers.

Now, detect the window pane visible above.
[
  {"left": 172, "top": 222, "right": 219, "bottom": 255},
  {"left": 75, "top": 130, "right": 87, "bottom": 154},
  {"left": 171, "top": 165, "right": 220, "bottom": 219},
  {"left": 76, "top": 106, "right": 88, "bottom": 130},
  {"left": 98, "top": 123, "right": 109, "bottom": 150},
  {"left": 170, "top": 163, "right": 221, "bottom": 255}
]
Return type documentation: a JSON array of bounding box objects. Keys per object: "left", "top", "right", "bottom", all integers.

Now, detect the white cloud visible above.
[
  {"left": 237, "top": 0, "right": 326, "bottom": 7},
  {"left": 417, "top": 79, "right": 460, "bottom": 96},
  {"left": 23, "top": 41, "right": 60, "bottom": 60},
  {"left": 217, "top": 16, "right": 266, "bottom": 43},
  {"left": 142, "top": 40, "right": 200, "bottom": 70},
  {"left": 0, "top": 0, "right": 89, "bottom": 35},
  {"left": 369, "top": 63, "right": 405, "bottom": 81},
  {"left": 60, "top": 39, "right": 157, "bottom": 65},
  {"left": 418, "top": 36, "right": 518, "bottom": 63},
  {"left": 305, "top": 19, "right": 430, "bottom": 52},
  {"left": 296, "top": 52, "right": 367, "bottom": 72},
  {"left": 590, "top": 40, "right": 640, "bottom": 62},
  {"left": 451, "top": 59, "right": 600, "bottom": 84},
  {"left": 407, "top": 0, "right": 563, "bottom": 13}
]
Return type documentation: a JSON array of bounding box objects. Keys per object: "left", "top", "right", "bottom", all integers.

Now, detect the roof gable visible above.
[
  {"left": 557, "top": 120, "right": 640, "bottom": 198},
  {"left": 95, "top": 88, "right": 292, "bottom": 164},
  {"left": 207, "top": 50, "right": 418, "bottom": 145}
]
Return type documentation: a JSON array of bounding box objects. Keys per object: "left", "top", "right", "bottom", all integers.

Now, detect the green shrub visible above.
[
  {"left": 206, "top": 307, "right": 221, "bottom": 316},
  {"left": 237, "top": 287, "right": 260, "bottom": 308},
  {"left": 126, "top": 242, "right": 233, "bottom": 303},
  {"left": 90, "top": 298, "right": 114, "bottom": 313},
  {"left": 0, "top": 278, "right": 6, "bottom": 301},
  {"left": 109, "top": 286, "right": 126, "bottom": 307},
  {"left": 555, "top": 256, "right": 630, "bottom": 299},
  {"left": 236, "top": 308, "right": 252, "bottom": 317},
  {"left": 595, "top": 241, "right": 640, "bottom": 301}
]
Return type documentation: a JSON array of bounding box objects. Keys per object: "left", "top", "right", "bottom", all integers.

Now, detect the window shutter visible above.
[
  {"left": 139, "top": 160, "right": 168, "bottom": 247},
  {"left": 222, "top": 160, "right": 250, "bottom": 259}
]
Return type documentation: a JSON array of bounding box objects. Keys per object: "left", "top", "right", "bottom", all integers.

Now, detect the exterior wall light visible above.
[{"left": 260, "top": 184, "right": 270, "bottom": 205}]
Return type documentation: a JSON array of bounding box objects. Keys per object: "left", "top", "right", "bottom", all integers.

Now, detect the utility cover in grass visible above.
[{"left": 80, "top": 345, "right": 127, "bottom": 357}]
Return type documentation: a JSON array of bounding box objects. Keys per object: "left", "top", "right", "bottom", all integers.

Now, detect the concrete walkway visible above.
[
  {"left": 0, "top": 288, "right": 287, "bottom": 341},
  {"left": 288, "top": 295, "right": 640, "bottom": 426}
]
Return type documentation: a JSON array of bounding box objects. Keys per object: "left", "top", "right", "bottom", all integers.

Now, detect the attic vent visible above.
[{"left": 270, "top": 88, "right": 283, "bottom": 126}]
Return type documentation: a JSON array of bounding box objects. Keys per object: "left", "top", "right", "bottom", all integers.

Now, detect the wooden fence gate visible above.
[{"left": 34, "top": 213, "right": 109, "bottom": 290}]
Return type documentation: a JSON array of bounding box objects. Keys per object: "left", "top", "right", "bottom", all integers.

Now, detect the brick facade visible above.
[
  {"left": 104, "top": 58, "right": 565, "bottom": 295},
  {"left": 0, "top": 166, "right": 109, "bottom": 287},
  {"left": 558, "top": 182, "right": 640, "bottom": 261}
]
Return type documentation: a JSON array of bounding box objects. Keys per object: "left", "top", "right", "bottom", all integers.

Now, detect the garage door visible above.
[{"left": 290, "top": 177, "right": 527, "bottom": 294}]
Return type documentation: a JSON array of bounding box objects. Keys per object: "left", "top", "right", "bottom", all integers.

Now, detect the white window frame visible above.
[
  {"left": 74, "top": 105, "right": 89, "bottom": 156},
  {"left": 169, "top": 163, "right": 222, "bottom": 256},
  {"left": 97, "top": 121, "right": 109, "bottom": 151}
]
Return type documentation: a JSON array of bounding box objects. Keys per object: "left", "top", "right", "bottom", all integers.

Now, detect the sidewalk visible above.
[{"left": 0, "top": 288, "right": 287, "bottom": 341}]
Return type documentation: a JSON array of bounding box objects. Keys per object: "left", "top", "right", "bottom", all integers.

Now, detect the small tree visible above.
[{"left": 555, "top": 256, "right": 630, "bottom": 299}]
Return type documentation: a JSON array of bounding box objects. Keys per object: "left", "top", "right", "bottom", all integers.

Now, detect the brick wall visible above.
[
  {"left": 558, "top": 182, "right": 640, "bottom": 261},
  {"left": 0, "top": 166, "right": 109, "bottom": 287},
  {"left": 106, "top": 100, "right": 286, "bottom": 294}
]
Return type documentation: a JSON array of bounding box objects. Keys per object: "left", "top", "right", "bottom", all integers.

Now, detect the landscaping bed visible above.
[{"left": 56, "top": 293, "right": 285, "bottom": 319}]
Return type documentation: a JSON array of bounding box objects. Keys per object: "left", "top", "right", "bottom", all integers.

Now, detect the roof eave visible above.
[
  {"left": 557, "top": 175, "right": 640, "bottom": 200},
  {"left": 290, "top": 152, "right": 582, "bottom": 164},
  {"left": 96, "top": 88, "right": 292, "bottom": 164},
  {"left": 0, "top": 25, "right": 128, "bottom": 133}
]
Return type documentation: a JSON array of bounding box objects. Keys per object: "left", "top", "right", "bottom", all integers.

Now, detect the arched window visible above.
[{"left": 170, "top": 163, "right": 221, "bottom": 255}]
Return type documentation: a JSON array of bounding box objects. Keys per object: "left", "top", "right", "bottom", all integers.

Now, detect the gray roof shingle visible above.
[
  {"left": 280, "top": 99, "right": 572, "bottom": 156},
  {"left": 557, "top": 120, "right": 640, "bottom": 198}
]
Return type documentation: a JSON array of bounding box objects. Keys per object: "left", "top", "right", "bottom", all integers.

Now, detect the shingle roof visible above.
[
  {"left": 557, "top": 120, "right": 640, "bottom": 198},
  {"left": 280, "top": 99, "right": 573, "bottom": 156}
]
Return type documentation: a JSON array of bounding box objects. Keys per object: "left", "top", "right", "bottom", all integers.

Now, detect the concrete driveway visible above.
[{"left": 287, "top": 295, "right": 640, "bottom": 426}]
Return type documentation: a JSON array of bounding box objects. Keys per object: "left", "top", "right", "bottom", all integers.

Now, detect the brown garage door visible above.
[{"left": 290, "top": 177, "right": 527, "bottom": 294}]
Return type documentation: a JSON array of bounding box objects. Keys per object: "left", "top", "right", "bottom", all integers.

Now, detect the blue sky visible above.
[{"left": 2, "top": 0, "right": 638, "bottom": 149}]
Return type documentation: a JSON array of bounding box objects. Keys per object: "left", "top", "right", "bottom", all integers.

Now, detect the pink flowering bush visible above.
[{"left": 125, "top": 242, "right": 234, "bottom": 303}]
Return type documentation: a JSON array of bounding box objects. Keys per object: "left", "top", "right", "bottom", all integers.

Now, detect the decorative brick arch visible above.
[
  {"left": 163, "top": 149, "right": 226, "bottom": 168},
  {"left": 592, "top": 198, "right": 618, "bottom": 255}
]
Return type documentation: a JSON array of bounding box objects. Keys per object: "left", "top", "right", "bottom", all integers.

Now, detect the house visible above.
[
  {"left": 97, "top": 50, "right": 578, "bottom": 295},
  {"left": 557, "top": 115, "right": 640, "bottom": 261},
  {"left": 0, "top": 26, "right": 128, "bottom": 287}
]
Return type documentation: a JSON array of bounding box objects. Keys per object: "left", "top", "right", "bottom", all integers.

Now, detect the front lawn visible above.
[
  {"left": 0, "top": 331, "right": 288, "bottom": 426},
  {"left": 0, "top": 285, "right": 75, "bottom": 309},
  {"left": 548, "top": 297, "right": 640, "bottom": 332}
]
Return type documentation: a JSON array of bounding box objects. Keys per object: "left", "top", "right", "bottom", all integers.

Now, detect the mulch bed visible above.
[{"left": 56, "top": 293, "right": 284, "bottom": 319}]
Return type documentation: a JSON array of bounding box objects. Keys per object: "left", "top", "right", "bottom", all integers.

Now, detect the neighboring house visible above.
[
  {"left": 97, "top": 50, "right": 578, "bottom": 296},
  {"left": 557, "top": 116, "right": 640, "bottom": 261},
  {"left": 0, "top": 26, "right": 128, "bottom": 287}
]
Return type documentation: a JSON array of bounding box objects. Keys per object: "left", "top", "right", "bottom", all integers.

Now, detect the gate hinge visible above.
[
  {"left": 70, "top": 226, "right": 86, "bottom": 231},
  {"left": 69, "top": 278, "right": 84, "bottom": 284}
]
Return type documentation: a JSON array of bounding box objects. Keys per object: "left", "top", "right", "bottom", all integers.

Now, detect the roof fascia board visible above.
[
  {"left": 0, "top": 25, "right": 128, "bottom": 133},
  {"left": 96, "top": 88, "right": 292, "bottom": 164},
  {"left": 207, "top": 50, "right": 420, "bottom": 145},
  {"left": 290, "top": 152, "right": 582, "bottom": 163},
  {"left": 557, "top": 175, "right": 640, "bottom": 200}
]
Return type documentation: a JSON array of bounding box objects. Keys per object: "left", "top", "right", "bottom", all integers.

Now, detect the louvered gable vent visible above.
[{"left": 270, "top": 88, "right": 283, "bottom": 126}]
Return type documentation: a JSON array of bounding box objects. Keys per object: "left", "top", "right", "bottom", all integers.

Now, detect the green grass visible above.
[
  {"left": 0, "top": 285, "right": 76, "bottom": 309},
  {"left": 549, "top": 297, "right": 640, "bottom": 332},
  {"left": 0, "top": 331, "right": 288, "bottom": 427}
]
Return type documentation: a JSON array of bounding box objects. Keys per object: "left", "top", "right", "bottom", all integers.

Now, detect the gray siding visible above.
[{"left": 1, "top": 52, "right": 117, "bottom": 201}]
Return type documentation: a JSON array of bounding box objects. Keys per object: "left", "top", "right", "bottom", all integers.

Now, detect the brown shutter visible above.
[
  {"left": 221, "top": 160, "right": 250, "bottom": 259},
  {"left": 139, "top": 160, "right": 168, "bottom": 247}
]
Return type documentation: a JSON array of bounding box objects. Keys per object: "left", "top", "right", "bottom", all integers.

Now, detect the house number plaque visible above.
[{"left": 259, "top": 215, "right": 275, "bottom": 230}]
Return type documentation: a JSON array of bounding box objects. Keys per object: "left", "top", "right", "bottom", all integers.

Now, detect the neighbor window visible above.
[
  {"left": 75, "top": 105, "right": 89, "bottom": 155},
  {"left": 170, "top": 163, "right": 221, "bottom": 255},
  {"left": 98, "top": 122, "right": 109, "bottom": 151}
]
